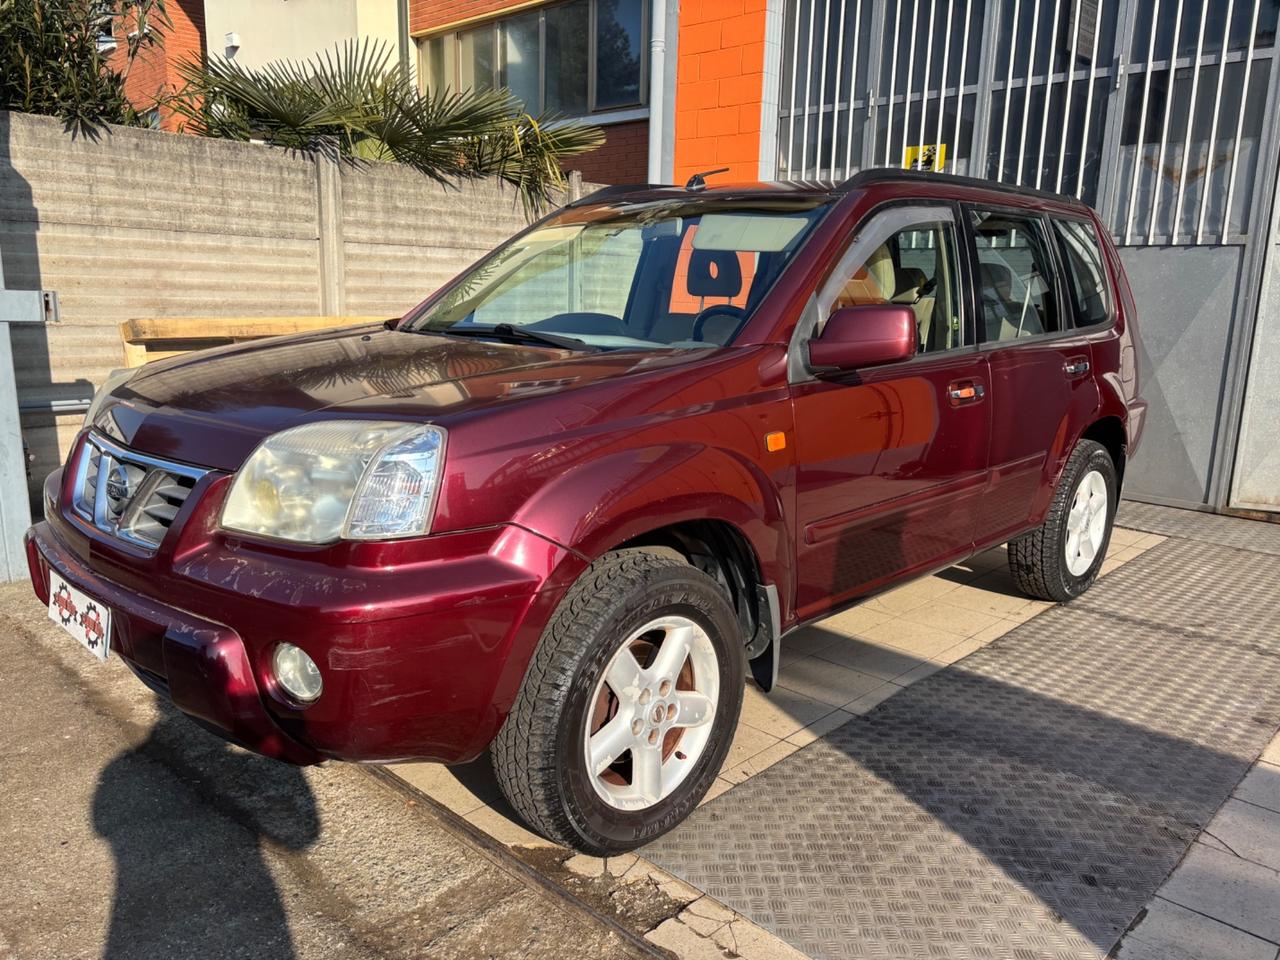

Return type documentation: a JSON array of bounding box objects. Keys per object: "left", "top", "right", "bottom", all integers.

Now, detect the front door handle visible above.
[
  {"left": 1064, "top": 358, "right": 1091, "bottom": 376},
  {"left": 948, "top": 380, "right": 986, "bottom": 406}
]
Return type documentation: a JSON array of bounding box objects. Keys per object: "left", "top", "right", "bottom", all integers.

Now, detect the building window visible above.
[
  {"left": 419, "top": 0, "right": 647, "bottom": 116},
  {"left": 95, "top": 16, "right": 118, "bottom": 54}
]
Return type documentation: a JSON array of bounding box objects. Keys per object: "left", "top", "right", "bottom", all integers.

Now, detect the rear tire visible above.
[
  {"left": 492, "top": 550, "right": 745, "bottom": 854},
  {"left": 1008, "top": 439, "right": 1118, "bottom": 602}
]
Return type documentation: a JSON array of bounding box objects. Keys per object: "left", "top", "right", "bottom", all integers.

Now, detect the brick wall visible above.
[
  {"left": 106, "top": 0, "right": 206, "bottom": 131},
  {"left": 563, "top": 120, "right": 650, "bottom": 185},
  {"left": 410, "top": 0, "right": 533, "bottom": 34},
  {"left": 673, "top": 0, "right": 767, "bottom": 183}
]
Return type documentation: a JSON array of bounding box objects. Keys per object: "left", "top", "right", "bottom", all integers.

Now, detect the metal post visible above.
[{"left": 0, "top": 280, "right": 50, "bottom": 582}]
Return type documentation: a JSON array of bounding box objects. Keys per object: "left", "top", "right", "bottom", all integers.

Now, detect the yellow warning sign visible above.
[{"left": 903, "top": 144, "right": 947, "bottom": 172}]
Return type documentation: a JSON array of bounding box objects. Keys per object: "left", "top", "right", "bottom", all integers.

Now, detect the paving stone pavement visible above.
[{"left": 643, "top": 536, "right": 1280, "bottom": 960}]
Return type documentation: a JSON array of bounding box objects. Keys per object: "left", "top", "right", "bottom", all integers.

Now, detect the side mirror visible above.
[{"left": 806, "top": 304, "right": 917, "bottom": 373}]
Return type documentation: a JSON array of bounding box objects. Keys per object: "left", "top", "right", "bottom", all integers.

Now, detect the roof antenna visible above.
[{"left": 685, "top": 167, "right": 730, "bottom": 191}]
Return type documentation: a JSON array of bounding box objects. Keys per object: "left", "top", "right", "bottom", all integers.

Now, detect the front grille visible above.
[{"left": 71, "top": 433, "right": 208, "bottom": 550}]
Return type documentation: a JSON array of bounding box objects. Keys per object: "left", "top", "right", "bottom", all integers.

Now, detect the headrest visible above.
[
  {"left": 687, "top": 249, "right": 743, "bottom": 298},
  {"left": 896, "top": 266, "right": 927, "bottom": 297},
  {"left": 979, "top": 261, "right": 1014, "bottom": 298}
]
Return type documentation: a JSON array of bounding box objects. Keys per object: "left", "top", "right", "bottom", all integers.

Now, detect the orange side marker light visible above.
[{"left": 765, "top": 431, "right": 786, "bottom": 452}]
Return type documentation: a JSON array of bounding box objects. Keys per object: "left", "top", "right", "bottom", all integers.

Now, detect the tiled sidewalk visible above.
[
  {"left": 392, "top": 527, "right": 1165, "bottom": 959},
  {"left": 1117, "top": 733, "right": 1280, "bottom": 960}
]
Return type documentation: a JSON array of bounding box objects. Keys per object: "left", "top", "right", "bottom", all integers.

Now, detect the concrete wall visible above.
[
  {"left": 204, "top": 0, "right": 398, "bottom": 66},
  {"left": 1230, "top": 162, "right": 1280, "bottom": 512},
  {"left": 0, "top": 111, "right": 546, "bottom": 499}
]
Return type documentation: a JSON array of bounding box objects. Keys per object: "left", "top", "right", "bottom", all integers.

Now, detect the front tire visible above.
[
  {"left": 1008, "top": 439, "right": 1118, "bottom": 602},
  {"left": 492, "top": 550, "right": 745, "bottom": 854}
]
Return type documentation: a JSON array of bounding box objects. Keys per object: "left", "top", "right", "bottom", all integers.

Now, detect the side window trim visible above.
[
  {"left": 787, "top": 203, "right": 962, "bottom": 384},
  {"left": 963, "top": 203, "right": 1072, "bottom": 347}
]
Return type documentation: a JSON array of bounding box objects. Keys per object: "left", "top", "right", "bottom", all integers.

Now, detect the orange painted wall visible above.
[{"left": 673, "top": 0, "right": 767, "bottom": 184}]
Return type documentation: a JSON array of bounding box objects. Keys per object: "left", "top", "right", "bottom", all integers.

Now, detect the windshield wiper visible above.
[{"left": 435, "top": 323, "right": 600, "bottom": 352}]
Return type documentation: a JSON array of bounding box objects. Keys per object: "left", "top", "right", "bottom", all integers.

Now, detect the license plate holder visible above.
[{"left": 47, "top": 571, "right": 112, "bottom": 662}]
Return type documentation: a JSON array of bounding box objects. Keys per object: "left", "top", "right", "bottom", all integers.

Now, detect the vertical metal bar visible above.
[
  {"left": 1195, "top": 0, "right": 1236, "bottom": 241},
  {"left": 1075, "top": 0, "right": 1106, "bottom": 197},
  {"left": 949, "top": 0, "right": 974, "bottom": 173},
  {"left": 884, "top": 0, "right": 903, "bottom": 164},
  {"left": 916, "top": 0, "right": 939, "bottom": 164},
  {"left": 899, "top": 0, "right": 921, "bottom": 165},
  {"left": 1035, "top": 0, "right": 1065, "bottom": 188},
  {"left": 1055, "top": 0, "right": 1085, "bottom": 191},
  {"left": 935, "top": 0, "right": 955, "bottom": 164},
  {"left": 1124, "top": 0, "right": 1160, "bottom": 241},
  {"left": 786, "top": 0, "right": 802, "bottom": 176},
  {"left": 1171, "top": 0, "right": 1210, "bottom": 242},
  {"left": 968, "top": 0, "right": 1003, "bottom": 175},
  {"left": 1222, "top": 0, "right": 1262, "bottom": 241},
  {"left": 1016, "top": 0, "right": 1043, "bottom": 184},
  {"left": 816, "top": 0, "right": 833, "bottom": 178},
  {"left": 801, "top": 0, "right": 818, "bottom": 177},
  {"left": 859, "top": 0, "right": 889, "bottom": 169},
  {"left": 997, "top": 0, "right": 1022, "bottom": 180},
  {"left": 830, "top": 0, "right": 849, "bottom": 175},
  {"left": 842, "top": 0, "right": 864, "bottom": 175},
  {"left": 1148, "top": 0, "right": 1186, "bottom": 240}
]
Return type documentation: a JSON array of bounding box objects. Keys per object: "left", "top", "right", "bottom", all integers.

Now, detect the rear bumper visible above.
[{"left": 26, "top": 493, "right": 583, "bottom": 765}]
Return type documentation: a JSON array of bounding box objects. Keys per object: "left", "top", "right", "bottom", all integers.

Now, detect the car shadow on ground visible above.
[{"left": 92, "top": 704, "right": 321, "bottom": 960}]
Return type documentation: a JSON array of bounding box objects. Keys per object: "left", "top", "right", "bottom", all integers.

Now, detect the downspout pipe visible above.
[
  {"left": 647, "top": 0, "right": 667, "bottom": 183},
  {"left": 397, "top": 0, "right": 410, "bottom": 76}
]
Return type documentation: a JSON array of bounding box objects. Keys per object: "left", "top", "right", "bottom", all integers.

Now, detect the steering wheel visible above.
[{"left": 691, "top": 304, "right": 748, "bottom": 344}]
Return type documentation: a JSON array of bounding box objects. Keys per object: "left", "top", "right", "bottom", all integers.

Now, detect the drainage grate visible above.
[{"left": 644, "top": 538, "right": 1280, "bottom": 960}]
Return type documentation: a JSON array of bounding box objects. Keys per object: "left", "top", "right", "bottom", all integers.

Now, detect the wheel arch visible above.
[{"left": 1080, "top": 415, "right": 1127, "bottom": 490}]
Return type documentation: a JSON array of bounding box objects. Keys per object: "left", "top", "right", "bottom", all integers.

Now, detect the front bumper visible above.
[{"left": 26, "top": 466, "right": 583, "bottom": 765}]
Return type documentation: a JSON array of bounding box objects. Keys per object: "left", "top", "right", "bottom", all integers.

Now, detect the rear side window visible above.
[
  {"left": 970, "top": 211, "right": 1061, "bottom": 342},
  {"left": 1052, "top": 218, "right": 1111, "bottom": 328}
]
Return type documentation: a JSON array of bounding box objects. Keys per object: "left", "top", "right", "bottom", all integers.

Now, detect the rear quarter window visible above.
[{"left": 1052, "top": 218, "right": 1111, "bottom": 328}]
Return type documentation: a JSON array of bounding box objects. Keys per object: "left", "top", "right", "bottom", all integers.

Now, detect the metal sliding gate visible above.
[{"left": 775, "top": 0, "right": 1280, "bottom": 511}]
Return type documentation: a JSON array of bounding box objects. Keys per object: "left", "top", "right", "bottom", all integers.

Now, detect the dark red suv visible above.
[{"left": 26, "top": 170, "right": 1144, "bottom": 853}]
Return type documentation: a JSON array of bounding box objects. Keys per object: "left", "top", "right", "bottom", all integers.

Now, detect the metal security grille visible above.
[{"left": 777, "top": 0, "right": 1280, "bottom": 246}]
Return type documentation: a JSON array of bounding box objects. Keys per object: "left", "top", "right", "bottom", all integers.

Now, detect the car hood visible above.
[{"left": 101, "top": 324, "right": 703, "bottom": 471}]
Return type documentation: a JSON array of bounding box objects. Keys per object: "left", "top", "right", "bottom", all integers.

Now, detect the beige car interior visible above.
[{"left": 830, "top": 230, "right": 960, "bottom": 354}]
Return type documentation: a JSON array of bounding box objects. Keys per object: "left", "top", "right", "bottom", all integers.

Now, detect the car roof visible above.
[{"left": 571, "top": 168, "right": 1094, "bottom": 215}]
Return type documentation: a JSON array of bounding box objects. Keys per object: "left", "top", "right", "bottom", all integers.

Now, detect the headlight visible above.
[
  {"left": 83, "top": 368, "right": 136, "bottom": 430},
  {"left": 221, "top": 420, "right": 447, "bottom": 544}
]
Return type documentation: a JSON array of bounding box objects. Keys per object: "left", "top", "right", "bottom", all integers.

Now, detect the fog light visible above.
[{"left": 273, "top": 643, "right": 322, "bottom": 703}]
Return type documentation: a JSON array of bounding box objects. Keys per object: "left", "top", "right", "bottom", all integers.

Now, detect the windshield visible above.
[{"left": 405, "top": 196, "right": 833, "bottom": 350}]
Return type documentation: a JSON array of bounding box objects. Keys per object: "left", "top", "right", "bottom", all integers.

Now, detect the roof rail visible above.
[
  {"left": 565, "top": 183, "right": 675, "bottom": 206},
  {"left": 835, "top": 167, "right": 1083, "bottom": 205}
]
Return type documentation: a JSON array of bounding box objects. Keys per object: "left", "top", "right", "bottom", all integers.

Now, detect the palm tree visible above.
[{"left": 169, "top": 40, "right": 604, "bottom": 218}]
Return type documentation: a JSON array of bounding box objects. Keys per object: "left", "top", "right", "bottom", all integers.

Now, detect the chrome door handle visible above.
[{"left": 1064, "top": 359, "right": 1090, "bottom": 375}]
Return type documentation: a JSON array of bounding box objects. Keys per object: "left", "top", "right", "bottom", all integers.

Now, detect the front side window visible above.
[
  {"left": 971, "top": 211, "right": 1061, "bottom": 342},
  {"left": 420, "top": 0, "right": 646, "bottom": 116},
  {"left": 407, "top": 199, "right": 833, "bottom": 350},
  {"left": 827, "top": 220, "right": 965, "bottom": 355},
  {"left": 1052, "top": 218, "right": 1111, "bottom": 328}
]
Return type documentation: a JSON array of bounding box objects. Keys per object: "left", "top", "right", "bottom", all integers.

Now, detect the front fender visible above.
[{"left": 512, "top": 443, "right": 792, "bottom": 603}]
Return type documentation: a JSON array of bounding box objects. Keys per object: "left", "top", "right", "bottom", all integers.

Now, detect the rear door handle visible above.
[
  {"left": 948, "top": 380, "right": 986, "bottom": 406},
  {"left": 1064, "top": 358, "right": 1091, "bottom": 376}
]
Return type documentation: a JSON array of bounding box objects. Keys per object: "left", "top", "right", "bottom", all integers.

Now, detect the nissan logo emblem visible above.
[{"left": 105, "top": 462, "right": 133, "bottom": 502}]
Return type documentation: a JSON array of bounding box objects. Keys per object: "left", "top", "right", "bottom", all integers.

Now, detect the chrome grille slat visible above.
[{"left": 70, "top": 432, "right": 208, "bottom": 551}]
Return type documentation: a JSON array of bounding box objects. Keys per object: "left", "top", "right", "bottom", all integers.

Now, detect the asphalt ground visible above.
[{"left": 0, "top": 581, "right": 656, "bottom": 960}]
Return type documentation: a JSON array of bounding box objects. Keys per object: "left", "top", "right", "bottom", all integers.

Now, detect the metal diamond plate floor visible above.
[{"left": 644, "top": 538, "right": 1280, "bottom": 960}]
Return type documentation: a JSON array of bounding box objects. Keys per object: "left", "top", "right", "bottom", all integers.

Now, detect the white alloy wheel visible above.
[
  {"left": 583, "top": 615, "right": 721, "bottom": 811},
  {"left": 1065, "top": 469, "right": 1109, "bottom": 576}
]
